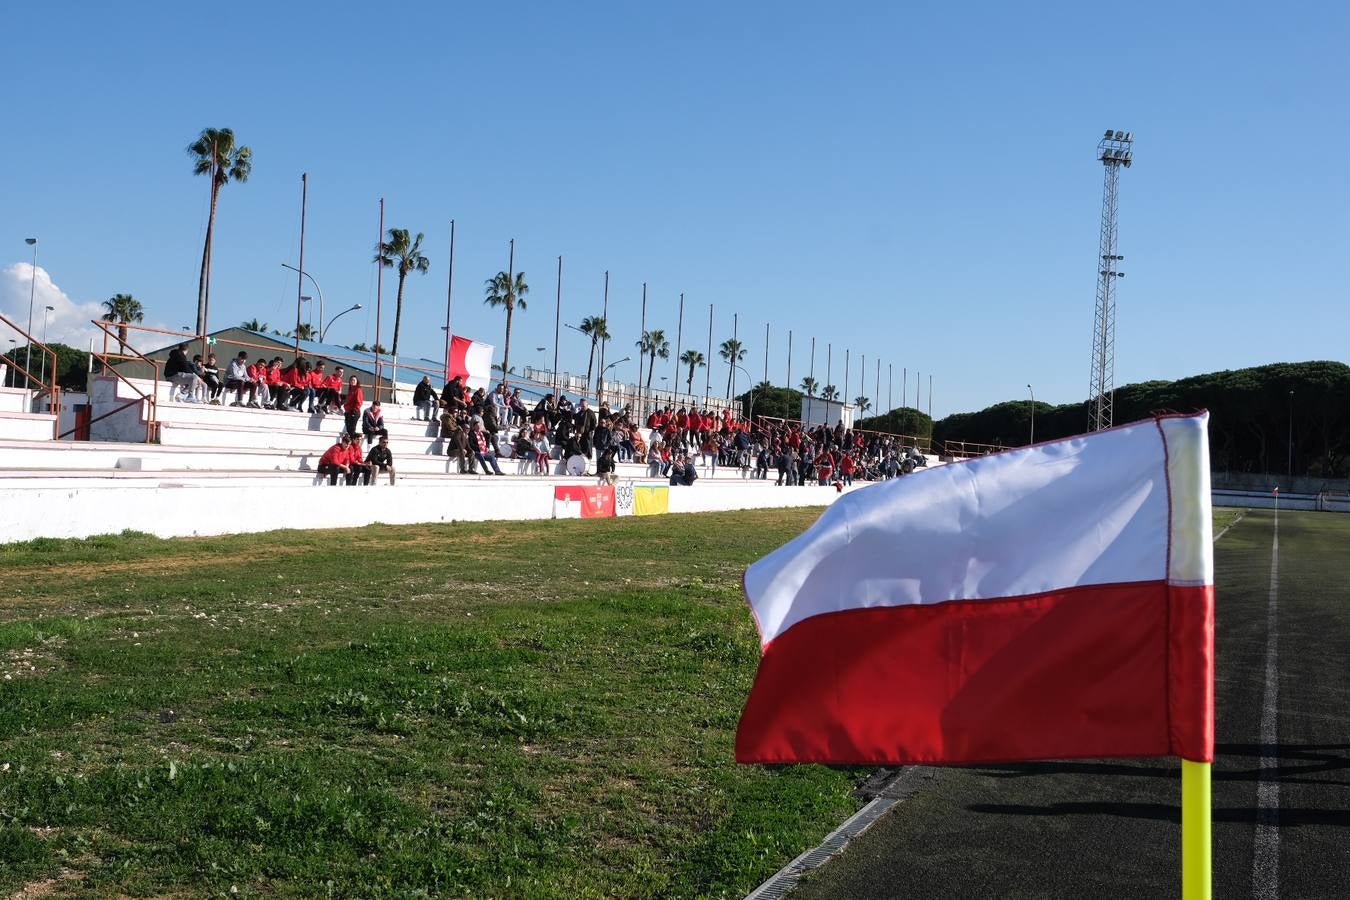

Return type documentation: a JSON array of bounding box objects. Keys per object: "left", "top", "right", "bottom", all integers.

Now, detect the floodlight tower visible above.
[{"left": 1087, "top": 129, "right": 1133, "bottom": 431}]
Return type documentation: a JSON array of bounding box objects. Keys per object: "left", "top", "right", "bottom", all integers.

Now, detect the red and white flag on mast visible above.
[
  {"left": 446, "top": 335, "right": 494, "bottom": 390},
  {"left": 736, "top": 412, "right": 1214, "bottom": 765}
]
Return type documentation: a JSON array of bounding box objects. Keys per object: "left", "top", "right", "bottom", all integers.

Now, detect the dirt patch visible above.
[
  {"left": 8, "top": 869, "right": 83, "bottom": 899},
  {"left": 1, "top": 638, "right": 64, "bottom": 681}
]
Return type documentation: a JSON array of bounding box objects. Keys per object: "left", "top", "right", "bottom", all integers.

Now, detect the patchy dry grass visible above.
[{"left": 0, "top": 509, "right": 864, "bottom": 898}]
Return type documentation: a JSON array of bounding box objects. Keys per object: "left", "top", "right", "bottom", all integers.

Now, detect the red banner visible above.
[{"left": 553, "top": 485, "right": 616, "bottom": 518}]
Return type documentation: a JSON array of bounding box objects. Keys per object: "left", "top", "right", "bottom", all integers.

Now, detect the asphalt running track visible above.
[{"left": 789, "top": 509, "right": 1350, "bottom": 899}]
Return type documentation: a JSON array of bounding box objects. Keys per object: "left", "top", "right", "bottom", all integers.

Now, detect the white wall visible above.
[{"left": 0, "top": 477, "right": 857, "bottom": 543}]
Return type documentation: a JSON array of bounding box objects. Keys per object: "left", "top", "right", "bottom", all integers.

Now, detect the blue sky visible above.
[{"left": 3, "top": 1, "right": 1347, "bottom": 417}]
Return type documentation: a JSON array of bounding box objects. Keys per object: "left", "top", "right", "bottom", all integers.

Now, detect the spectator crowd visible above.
[{"left": 164, "top": 345, "right": 930, "bottom": 489}]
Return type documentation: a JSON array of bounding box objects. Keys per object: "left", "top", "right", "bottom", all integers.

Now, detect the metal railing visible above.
[{"left": 0, "top": 310, "right": 60, "bottom": 438}]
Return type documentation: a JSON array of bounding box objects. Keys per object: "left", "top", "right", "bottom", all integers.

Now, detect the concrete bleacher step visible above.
[
  {"left": 0, "top": 411, "right": 56, "bottom": 441},
  {"left": 0, "top": 387, "right": 33, "bottom": 414}
]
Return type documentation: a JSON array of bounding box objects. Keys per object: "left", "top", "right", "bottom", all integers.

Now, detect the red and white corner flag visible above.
[{"left": 737, "top": 412, "right": 1214, "bottom": 766}]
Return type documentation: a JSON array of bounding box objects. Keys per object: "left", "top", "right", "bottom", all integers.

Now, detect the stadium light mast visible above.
[{"left": 1087, "top": 129, "right": 1133, "bottom": 432}]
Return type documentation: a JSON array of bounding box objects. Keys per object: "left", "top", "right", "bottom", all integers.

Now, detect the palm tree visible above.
[
  {"left": 483, "top": 271, "right": 529, "bottom": 379},
  {"left": 718, "top": 337, "right": 746, "bottom": 399},
  {"left": 799, "top": 376, "right": 818, "bottom": 397},
  {"left": 351, "top": 342, "right": 371, "bottom": 352},
  {"left": 293, "top": 323, "right": 317, "bottom": 342},
  {"left": 637, "top": 329, "right": 670, "bottom": 392},
  {"left": 101, "top": 294, "right": 144, "bottom": 354},
  {"left": 579, "top": 315, "right": 609, "bottom": 390},
  {"left": 241, "top": 318, "right": 269, "bottom": 333},
  {"left": 680, "top": 349, "right": 705, "bottom": 393},
  {"left": 374, "top": 228, "right": 431, "bottom": 362},
  {"left": 188, "top": 128, "right": 252, "bottom": 336},
  {"left": 821, "top": 384, "right": 839, "bottom": 401},
  {"left": 854, "top": 396, "right": 872, "bottom": 414}
]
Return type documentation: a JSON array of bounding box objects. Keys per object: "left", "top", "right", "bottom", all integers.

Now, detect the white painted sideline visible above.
[{"left": 0, "top": 477, "right": 862, "bottom": 543}]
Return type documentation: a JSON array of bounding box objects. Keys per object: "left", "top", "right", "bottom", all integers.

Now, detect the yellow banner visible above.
[{"left": 633, "top": 486, "right": 670, "bottom": 516}]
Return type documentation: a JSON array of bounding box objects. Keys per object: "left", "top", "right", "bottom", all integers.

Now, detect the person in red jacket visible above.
[
  {"left": 815, "top": 448, "right": 835, "bottom": 486},
  {"left": 306, "top": 363, "right": 328, "bottom": 414},
  {"left": 317, "top": 366, "right": 344, "bottom": 413},
  {"left": 317, "top": 434, "right": 355, "bottom": 485},
  {"left": 266, "top": 358, "right": 286, "bottom": 410},
  {"left": 343, "top": 433, "right": 370, "bottom": 485},
  {"left": 342, "top": 376, "right": 364, "bottom": 439},
  {"left": 839, "top": 452, "right": 856, "bottom": 487}
]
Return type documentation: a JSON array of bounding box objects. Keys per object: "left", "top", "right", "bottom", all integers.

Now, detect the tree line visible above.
[{"left": 930, "top": 361, "right": 1350, "bottom": 477}]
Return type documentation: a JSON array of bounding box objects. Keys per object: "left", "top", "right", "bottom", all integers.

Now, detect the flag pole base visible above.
[{"left": 1182, "top": 759, "right": 1211, "bottom": 900}]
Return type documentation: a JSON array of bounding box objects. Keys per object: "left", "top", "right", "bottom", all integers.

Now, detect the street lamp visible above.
[
  {"left": 1287, "top": 389, "right": 1295, "bottom": 477},
  {"left": 281, "top": 263, "right": 325, "bottom": 337},
  {"left": 320, "top": 304, "right": 363, "bottom": 342},
  {"left": 1027, "top": 384, "right": 1035, "bottom": 445},
  {"left": 733, "top": 364, "right": 757, "bottom": 421},
  {"left": 23, "top": 238, "right": 37, "bottom": 387},
  {"left": 599, "top": 356, "right": 630, "bottom": 407}
]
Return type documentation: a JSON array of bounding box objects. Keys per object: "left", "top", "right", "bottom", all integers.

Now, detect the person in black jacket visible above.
[
  {"left": 364, "top": 435, "right": 396, "bottom": 485},
  {"left": 165, "top": 343, "right": 206, "bottom": 403},
  {"left": 413, "top": 376, "right": 437, "bottom": 420},
  {"left": 572, "top": 399, "right": 598, "bottom": 457}
]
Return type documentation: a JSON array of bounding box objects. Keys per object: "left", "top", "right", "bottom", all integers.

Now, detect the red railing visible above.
[{"left": 0, "top": 311, "right": 60, "bottom": 439}]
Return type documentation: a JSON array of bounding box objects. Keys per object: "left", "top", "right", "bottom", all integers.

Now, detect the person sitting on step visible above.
[
  {"left": 317, "top": 433, "right": 356, "bottom": 485},
  {"left": 362, "top": 400, "right": 389, "bottom": 445},
  {"left": 364, "top": 434, "right": 396, "bottom": 485}
]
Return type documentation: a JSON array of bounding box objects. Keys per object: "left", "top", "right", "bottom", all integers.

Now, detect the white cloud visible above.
[{"left": 0, "top": 263, "right": 173, "bottom": 351}]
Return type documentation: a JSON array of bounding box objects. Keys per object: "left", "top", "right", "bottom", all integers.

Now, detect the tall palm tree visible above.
[
  {"left": 374, "top": 228, "right": 431, "bottom": 361},
  {"left": 718, "top": 337, "right": 746, "bottom": 399},
  {"left": 854, "top": 396, "right": 872, "bottom": 414},
  {"left": 101, "top": 294, "right": 144, "bottom": 354},
  {"left": 579, "top": 315, "right": 609, "bottom": 390},
  {"left": 637, "top": 329, "right": 670, "bottom": 392},
  {"left": 483, "top": 270, "right": 529, "bottom": 379},
  {"left": 821, "top": 384, "right": 839, "bottom": 401},
  {"left": 188, "top": 127, "right": 252, "bottom": 336},
  {"left": 351, "top": 342, "right": 371, "bottom": 352},
  {"left": 680, "top": 349, "right": 705, "bottom": 393},
  {"left": 241, "top": 318, "right": 269, "bottom": 333},
  {"left": 293, "top": 323, "right": 317, "bottom": 342},
  {"left": 799, "top": 376, "right": 818, "bottom": 397}
]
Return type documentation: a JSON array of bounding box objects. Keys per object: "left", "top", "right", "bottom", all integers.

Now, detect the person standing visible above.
[{"left": 342, "top": 376, "right": 364, "bottom": 439}]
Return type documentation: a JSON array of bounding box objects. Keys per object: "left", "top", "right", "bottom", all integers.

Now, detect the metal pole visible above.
[
  {"left": 23, "top": 239, "right": 37, "bottom": 386},
  {"left": 826, "top": 343, "right": 832, "bottom": 397},
  {"left": 704, "top": 304, "right": 713, "bottom": 404},
  {"left": 809, "top": 337, "right": 815, "bottom": 385},
  {"left": 876, "top": 358, "right": 880, "bottom": 412},
  {"left": 505, "top": 238, "right": 514, "bottom": 385},
  {"left": 444, "top": 219, "right": 455, "bottom": 382},
  {"left": 763, "top": 322, "right": 770, "bottom": 385},
  {"left": 888, "top": 363, "right": 893, "bottom": 412},
  {"left": 295, "top": 173, "right": 307, "bottom": 354},
  {"left": 928, "top": 373, "right": 933, "bottom": 420},
  {"left": 637, "top": 282, "right": 647, "bottom": 416},
  {"left": 1028, "top": 384, "right": 1036, "bottom": 445},
  {"left": 903, "top": 368, "right": 907, "bottom": 408},
  {"left": 39, "top": 306, "right": 52, "bottom": 385},
  {"left": 597, "top": 271, "right": 609, "bottom": 402},
  {"left": 553, "top": 255, "right": 562, "bottom": 398},
  {"left": 1288, "top": 390, "right": 1294, "bottom": 476},
  {"left": 374, "top": 198, "right": 384, "bottom": 399},
  {"left": 730, "top": 312, "right": 738, "bottom": 400},
  {"left": 845, "top": 349, "right": 850, "bottom": 405},
  {"left": 673, "top": 292, "right": 684, "bottom": 407},
  {"left": 787, "top": 329, "right": 793, "bottom": 392}
]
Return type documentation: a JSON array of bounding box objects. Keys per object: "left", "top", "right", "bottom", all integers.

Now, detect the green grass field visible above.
[
  {"left": 0, "top": 509, "right": 865, "bottom": 899},
  {"left": 0, "top": 506, "right": 1243, "bottom": 898}
]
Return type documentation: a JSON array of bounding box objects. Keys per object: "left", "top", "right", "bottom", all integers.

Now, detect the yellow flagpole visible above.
[{"left": 1181, "top": 759, "right": 1211, "bottom": 900}]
